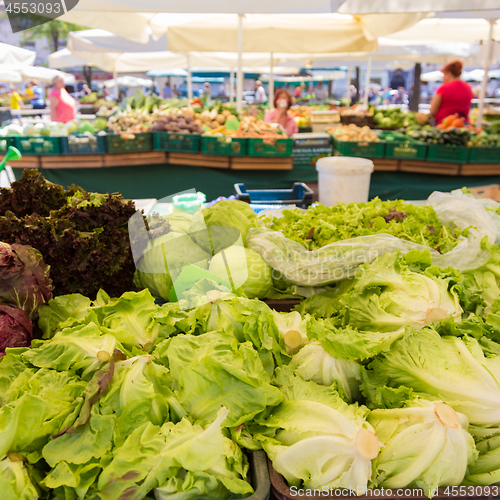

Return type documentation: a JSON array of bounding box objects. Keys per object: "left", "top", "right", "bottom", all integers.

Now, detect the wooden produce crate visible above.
[
  {"left": 372, "top": 158, "right": 399, "bottom": 171},
  {"left": 103, "top": 151, "right": 167, "bottom": 167},
  {"left": 167, "top": 152, "right": 230, "bottom": 169},
  {"left": 460, "top": 163, "right": 500, "bottom": 176},
  {"left": 41, "top": 155, "right": 105, "bottom": 169},
  {"left": 230, "top": 156, "right": 293, "bottom": 170},
  {"left": 399, "top": 160, "right": 461, "bottom": 175}
]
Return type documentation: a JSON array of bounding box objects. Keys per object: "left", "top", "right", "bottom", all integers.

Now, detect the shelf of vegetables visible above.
[{"left": 4, "top": 171, "right": 500, "bottom": 498}]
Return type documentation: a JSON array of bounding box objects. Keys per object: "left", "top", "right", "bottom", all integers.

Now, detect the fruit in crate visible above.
[
  {"left": 149, "top": 114, "right": 204, "bottom": 134},
  {"left": 331, "top": 124, "right": 379, "bottom": 142}
]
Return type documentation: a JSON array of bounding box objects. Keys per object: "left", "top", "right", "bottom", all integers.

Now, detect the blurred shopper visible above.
[
  {"left": 395, "top": 86, "right": 407, "bottom": 105},
  {"left": 294, "top": 82, "right": 306, "bottom": 99},
  {"left": 314, "top": 81, "right": 328, "bottom": 101},
  {"left": 264, "top": 89, "right": 299, "bottom": 136},
  {"left": 163, "top": 79, "right": 172, "bottom": 99},
  {"left": 49, "top": 76, "right": 76, "bottom": 123},
  {"left": 102, "top": 85, "right": 113, "bottom": 101},
  {"left": 26, "top": 79, "right": 46, "bottom": 114},
  {"left": 202, "top": 82, "right": 212, "bottom": 105},
  {"left": 9, "top": 84, "right": 23, "bottom": 124},
  {"left": 255, "top": 80, "right": 267, "bottom": 104},
  {"left": 430, "top": 60, "right": 473, "bottom": 124},
  {"left": 73, "top": 83, "right": 92, "bottom": 100},
  {"left": 172, "top": 84, "right": 181, "bottom": 98},
  {"left": 390, "top": 68, "right": 405, "bottom": 90}
]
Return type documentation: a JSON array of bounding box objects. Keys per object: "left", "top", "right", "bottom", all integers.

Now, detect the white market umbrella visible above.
[
  {"left": 0, "top": 42, "right": 36, "bottom": 65},
  {"left": 0, "top": 64, "right": 75, "bottom": 84},
  {"left": 48, "top": 48, "right": 89, "bottom": 69},
  {"left": 338, "top": 0, "right": 500, "bottom": 14},
  {"left": 0, "top": 65, "right": 23, "bottom": 83},
  {"left": 102, "top": 76, "right": 154, "bottom": 88},
  {"left": 421, "top": 71, "right": 445, "bottom": 82}
]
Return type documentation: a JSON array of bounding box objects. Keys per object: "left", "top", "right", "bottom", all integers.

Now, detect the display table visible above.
[{"left": 12, "top": 159, "right": 500, "bottom": 202}]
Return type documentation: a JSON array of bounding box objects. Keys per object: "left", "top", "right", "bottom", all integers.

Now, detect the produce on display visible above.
[
  {"left": 368, "top": 399, "right": 476, "bottom": 491},
  {"left": 0, "top": 169, "right": 149, "bottom": 298},
  {"left": 468, "top": 130, "right": 500, "bottom": 148},
  {"left": 263, "top": 198, "right": 465, "bottom": 252},
  {"left": 404, "top": 125, "right": 471, "bottom": 146},
  {"left": 149, "top": 113, "right": 204, "bottom": 134},
  {"left": 373, "top": 109, "right": 428, "bottom": 129},
  {"left": 0, "top": 303, "right": 32, "bottom": 356},
  {"left": 329, "top": 124, "right": 380, "bottom": 142},
  {"left": 6, "top": 181, "right": 500, "bottom": 497}
]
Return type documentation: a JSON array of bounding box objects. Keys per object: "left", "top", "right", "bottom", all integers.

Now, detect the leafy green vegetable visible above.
[
  {"left": 0, "top": 304, "right": 32, "bottom": 357},
  {"left": 97, "top": 408, "right": 253, "bottom": 500},
  {"left": 0, "top": 454, "right": 39, "bottom": 500},
  {"left": 254, "top": 368, "right": 378, "bottom": 492},
  {"left": 369, "top": 399, "right": 477, "bottom": 492},
  {"left": 362, "top": 327, "right": 500, "bottom": 428},
  {"left": 263, "top": 198, "right": 466, "bottom": 253},
  {"left": 290, "top": 341, "right": 362, "bottom": 403},
  {"left": 153, "top": 331, "right": 283, "bottom": 427},
  {"left": 0, "top": 169, "right": 146, "bottom": 298},
  {"left": 209, "top": 246, "right": 273, "bottom": 299},
  {"left": 339, "top": 251, "right": 463, "bottom": 332}
]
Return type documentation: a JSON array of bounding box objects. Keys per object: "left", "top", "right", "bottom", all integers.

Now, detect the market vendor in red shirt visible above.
[
  {"left": 430, "top": 60, "right": 474, "bottom": 124},
  {"left": 264, "top": 89, "right": 299, "bottom": 136}
]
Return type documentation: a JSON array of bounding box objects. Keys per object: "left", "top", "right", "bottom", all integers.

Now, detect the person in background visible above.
[
  {"left": 48, "top": 76, "right": 76, "bottom": 123},
  {"left": 430, "top": 59, "right": 473, "bottom": 124},
  {"left": 254, "top": 80, "right": 267, "bottom": 104},
  {"left": 314, "top": 81, "right": 328, "bottom": 101},
  {"left": 263, "top": 89, "right": 299, "bottom": 137},
  {"left": 294, "top": 82, "right": 306, "bottom": 99},
  {"left": 72, "top": 83, "right": 92, "bottom": 100},
  {"left": 202, "top": 82, "right": 211, "bottom": 105},
  {"left": 9, "top": 85, "right": 23, "bottom": 124},
  {"left": 163, "top": 79, "right": 172, "bottom": 99},
  {"left": 102, "top": 85, "right": 113, "bottom": 101},
  {"left": 394, "top": 86, "right": 407, "bottom": 105},
  {"left": 172, "top": 84, "right": 181, "bottom": 98},
  {"left": 26, "top": 79, "right": 46, "bottom": 115},
  {"left": 390, "top": 68, "right": 405, "bottom": 90}
]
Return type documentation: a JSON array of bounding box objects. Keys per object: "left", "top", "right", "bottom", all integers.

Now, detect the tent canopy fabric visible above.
[
  {"left": 0, "top": 65, "right": 23, "bottom": 83},
  {"left": 0, "top": 42, "right": 36, "bottom": 65},
  {"left": 102, "top": 76, "right": 153, "bottom": 87},
  {"left": 384, "top": 18, "right": 500, "bottom": 45},
  {"left": 338, "top": 0, "right": 500, "bottom": 14},
  {"left": 48, "top": 48, "right": 89, "bottom": 69},
  {"left": 0, "top": 64, "right": 75, "bottom": 84},
  {"left": 165, "top": 13, "right": 426, "bottom": 53}
]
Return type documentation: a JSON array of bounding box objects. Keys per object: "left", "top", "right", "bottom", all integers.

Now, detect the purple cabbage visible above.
[
  {"left": 0, "top": 242, "right": 52, "bottom": 318},
  {"left": 0, "top": 303, "right": 32, "bottom": 356}
]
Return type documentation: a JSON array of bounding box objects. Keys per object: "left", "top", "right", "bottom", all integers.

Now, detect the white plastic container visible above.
[{"left": 316, "top": 156, "right": 374, "bottom": 205}]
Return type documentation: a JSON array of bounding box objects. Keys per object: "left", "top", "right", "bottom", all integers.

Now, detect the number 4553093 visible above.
[{"left": 6, "top": 2, "right": 62, "bottom": 14}]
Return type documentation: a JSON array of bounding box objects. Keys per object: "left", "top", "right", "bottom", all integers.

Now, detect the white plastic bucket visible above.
[{"left": 316, "top": 156, "right": 374, "bottom": 205}]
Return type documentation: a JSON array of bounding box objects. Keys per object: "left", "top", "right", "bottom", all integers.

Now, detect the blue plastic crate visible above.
[{"left": 234, "top": 182, "right": 313, "bottom": 208}]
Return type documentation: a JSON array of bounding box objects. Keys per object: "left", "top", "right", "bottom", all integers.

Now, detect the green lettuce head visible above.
[
  {"left": 369, "top": 399, "right": 477, "bottom": 493},
  {"left": 134, "top": 232, "right": 211, "bottom": 301},
  {"left": 209, "top": 246, "right": 272, "bottom": 299}
]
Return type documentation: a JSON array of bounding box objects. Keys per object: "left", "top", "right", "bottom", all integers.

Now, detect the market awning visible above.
[
  {"left": 165, "top": 13, "right": 426, "bottom": 53},
  {"left": 48, "top": 48, "right": 89, "bottom": 70},
  {"left": 338, "top": 0, "right": 500, "bottom": 14},
  {"left": 0, "top": 42, "right": 36, "bottom": 65}
]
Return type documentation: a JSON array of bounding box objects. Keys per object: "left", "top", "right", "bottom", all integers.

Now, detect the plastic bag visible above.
[
  {"left": 247, "top": 190, "right": 500, "bottom": 287},
  {"left": 247, "top": 229, "right": 437, "bottom": 287},
  {"left": 428, "top": 190, "right": 499, "bottom": 271}
]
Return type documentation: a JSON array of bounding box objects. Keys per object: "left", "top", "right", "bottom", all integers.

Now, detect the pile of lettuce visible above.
[
  {"left": 0, "top": 169, "right": 154, "bottom": 299},
  {"left": 7, "top": 240, "right": 500, "bottom": 497},
  {"left": 262, "top": 198, "right": 467, "bottom": 253}
]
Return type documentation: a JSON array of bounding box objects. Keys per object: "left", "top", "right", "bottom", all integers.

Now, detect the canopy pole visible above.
[
  {"left": 477, "top": 19, "right": 496, "bottom": 130},
  {"left": 186, "top": 53, "right": 193, "bottom": 100},
  {"left": 362, "top": 56, "right": 372, "bottom": 107},
  {"left": 346, "top": 67, "right": 351, "bottom": 108},
  {"left": 112, "top": 61, "right": 118, "bottom": 99},
  {"left": 236, "top": 14, "right": 244, "bottom": 114},
  {"left": 269, "top": 52, "right": 274, "bottom": 109},
  {"left": 229, "top": 69, "right": 235, "bottom": 103}
]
